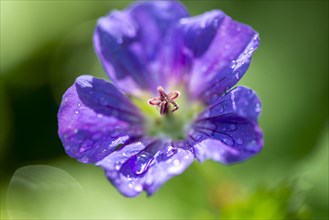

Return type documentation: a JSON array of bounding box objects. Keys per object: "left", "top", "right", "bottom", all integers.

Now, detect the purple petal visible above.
[
  {"left": 58, "top": 75, "right": 144, "bottom": 164},
  {"left": 96, "top": 139, "right": 194, "bottom": 197},
  {"left": 176, "top": 10, "right": 259, "bottom": 103},
  {"left": 189, "top": 86, "right": 263, "bottom": 164},
  {"left": 93, "top": 1, "right": 188, "bottom": 95}
]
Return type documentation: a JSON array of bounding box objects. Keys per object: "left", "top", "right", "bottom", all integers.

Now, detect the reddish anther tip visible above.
[{"left": 148, "top": 86, "right": 180, "bottom": 115}]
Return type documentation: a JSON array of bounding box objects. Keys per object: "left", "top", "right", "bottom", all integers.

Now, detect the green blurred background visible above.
[{"left": 0, "top": 0, "right": 328, "bottom": 219}]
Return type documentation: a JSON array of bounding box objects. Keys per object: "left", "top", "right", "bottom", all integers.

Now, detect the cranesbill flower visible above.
[{"left": 58, "top": 1, "right": 263, "bottom": 197}]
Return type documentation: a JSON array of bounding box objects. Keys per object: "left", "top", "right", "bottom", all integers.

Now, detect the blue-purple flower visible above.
[{"left": 58, "top": 1, "right": 263, "bottom": 197}]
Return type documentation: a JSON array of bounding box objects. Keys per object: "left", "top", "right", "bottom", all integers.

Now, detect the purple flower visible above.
[{"left": 58, "top": 1, "right": 263, "bottom": 197}]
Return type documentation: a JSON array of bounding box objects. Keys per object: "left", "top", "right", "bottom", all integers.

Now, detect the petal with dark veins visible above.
[
  {"left": 93, "top": 1, "right": 189, "bottom": 95},
  {"left": 58, "top": 75, "right": 144, "bottom": 164},
  {"left": 176, "top": 10, "right": 259, "bottom": 103},
  {"left": 190, "top": 86, "right": 263, "bottom": 164},
  {"left": 96, "top": 139, "right": 194, "bottom": 197}
]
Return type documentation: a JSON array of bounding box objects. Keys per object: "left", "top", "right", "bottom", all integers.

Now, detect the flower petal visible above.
[
  {"left": 189, "top": 86, "right": 263, "bottom": 164},
  {"left": 93, "top": 1, "right": 188, "bottom": 95},
  {"left": 176, "top": 10, "right": 259, "bottom": 103},
  {"left": 58, "top": 75, "right": 144, "bottom": 164},
  {"left": 96, "top": 138, "right": 194, "bottom": 197}
]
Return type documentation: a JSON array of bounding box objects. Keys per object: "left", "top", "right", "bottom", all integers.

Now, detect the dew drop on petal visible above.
[
  {"left": 235, "top": 73, "right": 240, "bottom": 79},
  {"left": 114, "top": 161, "right": 122, "bottom": 171},
  {"left": 221, "top": 138, "right": 234, "bottom": 147},
  {"left": 166, "top": 146, "right": 177, "bottom": 157},
  {"left": 134, "top": 184, "right": 143, "bottom": 192},
  {"left": 99, "top": 97, "right": 108, "bottom": 106},
  {"left": 236, "top": 24, "right": 241, "bottom": 32},
  {"left": 230, "top": 124, "right": 237, "bottom": 131},
  {"left": 74, "top": 110, "right": 79, "bottom": 114},
  {"left": 133, "top": 153, "right": 153, "bottom": 175},
  {"left": 79, "top": 140, "right": 93, "bottom": 153},
  {"left": 255, "top": 102, "right": 261, "bottom": 112},
  {"left": 236, "top": 138, "right": 243, "bottom": 145},
  {"left": 80, "top": 156, "right": 89, "bottom": 163},
  {"left": 173, "top": 159, "right": 180, "bottom": 166},
  {"left": 146, "top": 176, "right": 153, "bottom": 185},
  {"left": 231, "top": 60, "right": 236, "bottom": 69}
]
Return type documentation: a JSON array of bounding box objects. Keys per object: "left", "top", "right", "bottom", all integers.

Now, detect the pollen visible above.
[{"left": 148, "top": 86, "right": 180, "bottom": 115}]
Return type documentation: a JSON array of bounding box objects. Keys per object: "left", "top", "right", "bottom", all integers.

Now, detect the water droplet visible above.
[
  {"left": 74, "top": 110, "right": 79, "bottom": 114},
  {"left": 255, "top": 102, "right": 261, "bottom": 112},
  {"left": 79, "top": 140, "right": 93, "bottom": 153},
  {"left": 80, "top": 156, "right": 89, "bottom": 163},
  {"left": 146, "top": 176, "right": 153, "bottom": 185},
  {"left": 194, "top": 134, "right": 202, "bottom": 141},
  {"left": 229, "top": 124, "right": 237, "bottom": 131},
  {"left": 133, "top": 153, "right": 153, "bottom": 175},
  {"left": 77, "top": 102, "right": 81, "bottom": 108},
  {"left": 179, "top": 18, "right": 188, "bottom": 25},
  {"left": 115, "top": 162, "right": 121, "bottom": 171},
  {"left": 128, "top": 183, "right": 133, "bottom": 188},
  {"left": 231, "top": 60, "right": 236, "bottom": 69},
  {"left": 202, "top": 110, "right": 210, "bottom": 118},
  {"left": 173, "top": 159, "right": 180, "bottom": 166},
  {"left": 213, "top": 18, "right": 219, "bottom": 27},
  {"left": 116, "top": 34, "right": 123, "bottom": 44},
  {"left": 222, "top": 138, "right": 234, "bottom": 147},
  {"left": 166, "top": 146, "right": 177, "bottom": 157},
  {"left": 236, "top": 138, "right": 243, "bottom": 145},
  {"left": 134, "top": 184, "right": 142, "bottom": 192},
  {"left": 235, "top": 73, "right": 240, "bottom": 79},
  {"left": 99, "top": 97, "right": 108, "bottom": 106},
  {"left": 236, "top": 25, "right": 241, "bottom": 32}
]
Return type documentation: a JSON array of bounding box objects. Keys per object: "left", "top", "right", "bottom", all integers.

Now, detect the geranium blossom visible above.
[{"left": 58, "top": 1, "right": 263, "bottom": 197}]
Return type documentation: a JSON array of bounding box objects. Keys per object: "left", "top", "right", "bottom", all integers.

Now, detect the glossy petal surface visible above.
[
  {"left": 58, "top": 75, "right": 144, "bottom": 164},
  {"left": 176, "top": 10, "right": 259, "bottom": 103},
  {"left": 94, "top": 1, "right": 188, "bottom": 95},
  {"left": 96, "top": 139, "right": 194, "bottom": 197},
  {"left": 189, "top": 86, "right": 263, "bottom": 164}
]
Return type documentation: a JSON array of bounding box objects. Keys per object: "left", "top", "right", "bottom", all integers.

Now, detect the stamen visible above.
[{"left": 148, "top": 86, "right": 180, "bottom": 115}]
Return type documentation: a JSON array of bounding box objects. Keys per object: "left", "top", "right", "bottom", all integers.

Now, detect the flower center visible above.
[
  {"left": 131, "top": 86, "right": 204, "bottom": 140},
  {"left": 148, "top": 86, "right": 180, "bottom": 115}
]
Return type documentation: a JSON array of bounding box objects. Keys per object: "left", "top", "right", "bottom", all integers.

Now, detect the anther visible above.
[{"left": 148, "top": 86, "right": 180, "bottom": 115}]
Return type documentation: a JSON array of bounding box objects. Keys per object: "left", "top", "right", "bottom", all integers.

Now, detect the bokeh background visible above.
[{"left": 1, "top": 0, "right": 328, "bottom": 219}]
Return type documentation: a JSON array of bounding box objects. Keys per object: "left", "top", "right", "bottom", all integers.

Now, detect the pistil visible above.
[{"left": 148, "top": 86, "right": 180, "bottom": 115}]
